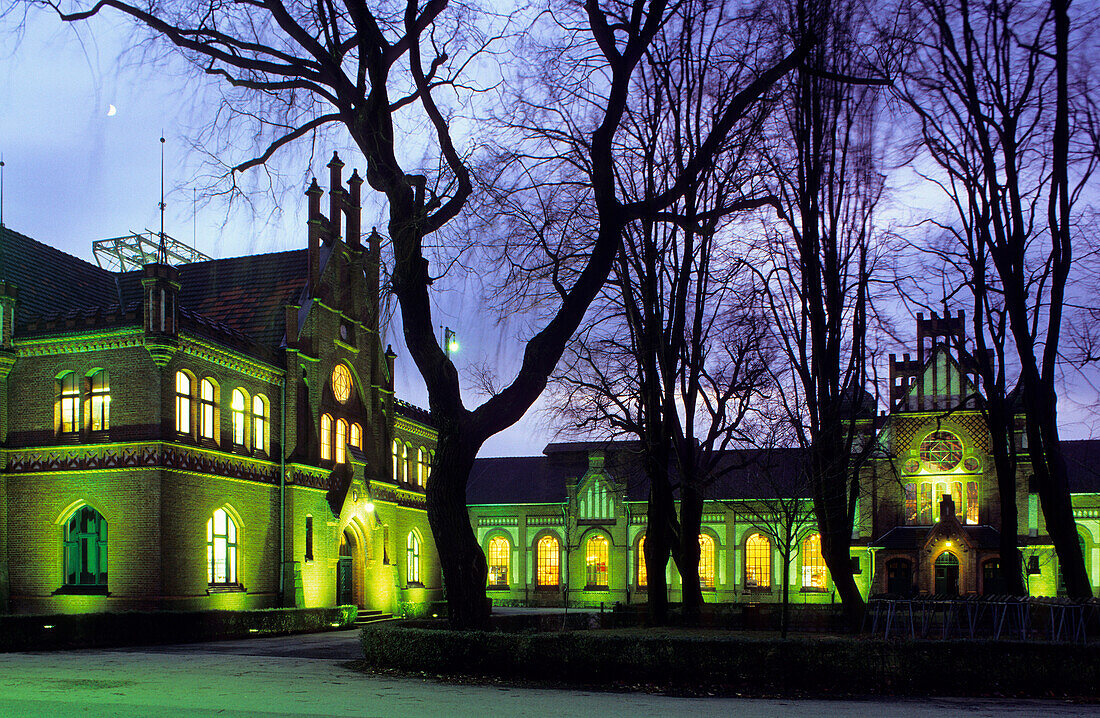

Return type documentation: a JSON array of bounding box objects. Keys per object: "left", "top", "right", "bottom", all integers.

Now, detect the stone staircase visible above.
[{"left": 352, "top": 610, "right": 395, "bottom": 629}]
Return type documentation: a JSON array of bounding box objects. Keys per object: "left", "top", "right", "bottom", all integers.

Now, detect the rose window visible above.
[{"left": 919, "top": 431, "right": 963, "bottom": 472}]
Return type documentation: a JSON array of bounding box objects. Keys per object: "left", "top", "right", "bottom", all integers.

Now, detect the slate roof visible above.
[
  {"left": 0, "top": 226, "right": 120, "bottom": 322},
  {"left": 469, "top": 439, "right": 1100, "bottom": 506},
  {"left": 871, "top": 525, "right": 1001, "bottom": 550},
  {"left": 468, "top": 442, "right": 809, "bottom": 505},
  {"left": 2, "top": 226, "right": 309, "bottom": 350}
]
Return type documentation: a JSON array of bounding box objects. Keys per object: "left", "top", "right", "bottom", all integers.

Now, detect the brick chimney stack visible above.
[
  {"left": 347, "top": 169, "right": 363, "bottom": 250},
  {"left": 327, "top": 152, "right": 344, "bottom": 244},
  {"left": 306, "top": 178, "right": 323, "bottom": 295}
]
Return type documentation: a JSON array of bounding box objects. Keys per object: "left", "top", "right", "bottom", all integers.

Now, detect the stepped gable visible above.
[{"left": 0, "top": 226, "right": 119, "bottom": 324}]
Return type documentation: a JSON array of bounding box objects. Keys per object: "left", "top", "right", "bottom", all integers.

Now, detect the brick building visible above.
[
  {"left": 467, "top": 313, "right": 1100, "bottom": 607},
  {"left": 0, "top": 153, "right": 440, "bottom": 615}
]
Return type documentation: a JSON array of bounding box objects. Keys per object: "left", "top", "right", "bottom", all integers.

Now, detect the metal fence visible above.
[{"left": 865, "top": 596, "right": 1100, "bottom": 643}]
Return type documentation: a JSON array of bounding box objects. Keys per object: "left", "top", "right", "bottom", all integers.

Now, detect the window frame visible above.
[
  {"left": 406, "top": 531, "right": 421, "bottom": 585},
  {"left": 536, "top": 534, "right": 560, "bottom": 588},
  {"left": 698, "top": 533, "right": 716, "bottom": 590},
  {"left": 745, "top": 533, "right": 772, "bottom": 591},
  {"left": 636, "top": 534, "right": 647, "bottom": 589},
  {"left": 487, "top": 535, "right": 510, "bottom": 589},
  {"left": 207, "top": 508, "right": 239, "bottom": 586},
  {"left": 800, "top": 533, "right": 827, "bottom": 592},
  {"left": 87, "top": 370, "right": 110, "bottom": 433},
  {"left": 585, "top": 534, "right": 609, "bottom": 589},
  {"left": 230, "top": 388, "right": 249, "bottom": 448},
  {"left": 57, "top": 371, "right": 80, "bottom": 435},
  {"left": 62, "top": 505, "right": 108, "bottom": 590},
  {"left": 335, "top": 418, "right": 348, "bottom": 464},
  {"left": 175, "top": 371, "right": 192, "bottom": 436},
  {"left": 252, "top": 394, "right": 268, "bottom": 454},
  {"left": 199, "top": 378, "right": 218, "bottom": 441},
  {"left": 321, "top": 414, "right": 334, "bottom": 462}
]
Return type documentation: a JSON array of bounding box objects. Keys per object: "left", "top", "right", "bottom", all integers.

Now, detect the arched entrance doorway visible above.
[
  {"left": 337, "top": 530, "right": 354, "bottom": 606},
  {"left": 935, "top": 551, "right": 959, "bottom": 596}
]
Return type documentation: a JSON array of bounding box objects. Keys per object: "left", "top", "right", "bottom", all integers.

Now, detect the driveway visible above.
[{"left": 0, "top": 629, "right": 1094, "bottom": 717}]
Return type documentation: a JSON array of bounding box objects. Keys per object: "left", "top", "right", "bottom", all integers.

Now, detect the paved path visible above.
[{"left": 0, "top": 630, "right": 1095, "bottom": 717}]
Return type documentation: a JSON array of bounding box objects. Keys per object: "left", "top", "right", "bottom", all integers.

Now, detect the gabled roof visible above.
[
  {"left": 468, "top": 442, "right": 809, "bottom": 506},
  {"left": 0, "top": 226, "right": 120, "bottom": 323},
  {"left": 2, "top": 226, "right": 309, "bottom": 349}
]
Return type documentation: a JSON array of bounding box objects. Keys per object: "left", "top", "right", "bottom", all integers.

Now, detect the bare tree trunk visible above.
[
  {"left": 425, "top": 426, "right": 488, "bottom": 628},
  {"left": 678, "top": 482, "right": 705, "bottom": 621}
]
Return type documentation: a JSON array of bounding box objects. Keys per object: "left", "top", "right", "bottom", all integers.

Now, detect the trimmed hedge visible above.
[
  {"left": 361, "top": 623, "right": 1100, "bottom": 697},
  {"left": 0, "top": 605, "right": 357, "bottom": 652}
]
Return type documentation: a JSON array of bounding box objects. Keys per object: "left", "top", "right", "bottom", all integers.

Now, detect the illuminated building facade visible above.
[
  {"left": 468, "top": 313, "right": 1100, "bottom": 606},
  {"left": 0, "top": 154, "right": 440, "bottom": 615}
]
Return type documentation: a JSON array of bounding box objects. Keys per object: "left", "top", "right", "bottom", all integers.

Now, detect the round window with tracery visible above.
[
  {"left": 332, "top": 364, "right": 352, "bottom": 404},
  {"left": 920, "top": 431, "right": 963, "bottom": 472}
]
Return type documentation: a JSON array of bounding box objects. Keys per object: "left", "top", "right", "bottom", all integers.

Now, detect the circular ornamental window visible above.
[
  {"left": 332, "top": 364, "right": 352, "bottom": 404},
  {"left": 920, "top": 431, "right": 963, "bottom": 472}
]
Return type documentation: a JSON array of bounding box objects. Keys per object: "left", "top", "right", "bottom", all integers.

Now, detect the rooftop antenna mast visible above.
[
  {"left": 158, "top": 135, "right": 167, "bottom": 264},
  {"left": 1, "top": 153, "right": 5, "bottom": 229}
]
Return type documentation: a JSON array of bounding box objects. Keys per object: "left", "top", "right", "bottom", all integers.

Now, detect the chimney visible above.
[
  {"left": 306, "top": 178, "right": 323, "bottom": 295},
  {"left": 327, "top": 152, "right": 344, "bottom": 244},
  {"left": 0, "top": 281, "right": 17, "bottom": 347},
  {"left": 347, "top": 169, "right": 363, "bottom": 250},
  {"left": 385, "top": 345, "right": 397, "bottom": 392}
]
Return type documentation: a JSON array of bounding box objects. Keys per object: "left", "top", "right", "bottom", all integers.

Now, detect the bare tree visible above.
[
  {"left": 30, "top": 0, "right": 813, "bottom": 626},
  {"left": 749, "top": 0, "right": 888, "bottom": 629},
  {"left": 890, "top": 0, "right": 1097, "bottom": 597}
]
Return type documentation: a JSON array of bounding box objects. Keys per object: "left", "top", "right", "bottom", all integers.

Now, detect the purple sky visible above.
[{"left": 2, "top": 10, "right": 1096, "bottom": 454}]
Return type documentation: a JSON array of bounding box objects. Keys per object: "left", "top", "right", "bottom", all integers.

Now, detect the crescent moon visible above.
[{"left": 107, "top": 104, "right": 117, "bottom": 117}]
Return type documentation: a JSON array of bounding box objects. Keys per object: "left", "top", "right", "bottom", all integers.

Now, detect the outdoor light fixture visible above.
[
  {"left": 364, "top": 501, "right": 375, "bottom": 513},
  {"left": 945, "top": 540, "right": 953, "bottom": 547},
  {"left": 442, "top": 326, "right": 459, "bottom": 357}
]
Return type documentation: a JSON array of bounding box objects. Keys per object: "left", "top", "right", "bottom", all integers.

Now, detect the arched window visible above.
[
  {"left": 175, "top": 371, "right": 191, "bottom": 434},
  {"left": 57, "top": 372, "right": 80, "bottom": 433},
  {"left": 801, "top": 533, "right": 826, "bottom": 591},
  {"left": 63, "top": 506, "right": 107, "bottom": 587},
  {"left": 252, "top": 395, "right": 268, "bottom": 453},
  {"left": 230, "top": 389, "right": 248, "bottom": 446},
  {"left": 207, "top": 508, "right": 238, "bottom": 584},
  {"left": 406, "top": 532, "right": 421, "bottom": 584},
  {"left": 418, "top": 448, "right": 428, "bottom": 488},
  {"left": 904, "top": 483, "right": 918, "bottom": 525},
  {"left": 88, "top": 370, "right": 110, "bottom": 432},
  {"left": 637, "top": 535, "right": 648, "bottom": 588},
  {"left": 199, "top": 378, "right": 217, "bottom": 440},
  {"left": 487, "top": 536, "right": 509, "bottom": 587},
  {"left": 585, "top": 534, "right": 609, "bottom": 588},
  {"left": 335, "top": 418, "right": 348, "bottom": 464},
  {"left": 698, "top": 534, "right": 715, "bottom": 589},
  {"left": 350, "top": 423, "right": 362, "bottom": 450},
  {"left": 745, "top": 533, "right": 771, "bottom": 589},
  {"left": 428, "top": 451, "right": 434, "bottom": 482},
  {"left": 320, "top": 414, "right": 333, "bottom": 461},
  {"left": 537, "top": 535, "right": 560, "bottom": 586},
  {"left": 965, "top": 482, "right": 979, "bottom": 524},
  {"left": 934, "top": 551, "right": 959, "bottom": 596},
  {"left": 404, "top": 443, "right": 413, "bottom": 484},
  {"left": 392, "top": 439, "right": 400, "bottom": 482}
]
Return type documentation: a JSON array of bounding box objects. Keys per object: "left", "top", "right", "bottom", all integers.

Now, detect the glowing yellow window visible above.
[
  {"left": 56, "top": 372, "right": 80, "bottom": 433},
  {"left": 350, "top": 423, "right": 362, "bottom": 450},
  {"left": 335, "top": 419, "right": 348, "bottom": 464},
  {"left": 252, "top": 395, "right": 268, "bottom": 453},
  {"left": 231, "top": 389, "right": 247, "bottom": 446},
  {"left": 174, "top": 371, "right": 191, "bottom": 434},
  {"left": 199, "top": 379, "right": 217, "bottom": 440},
  {"left": 698, "top": 534, "right": 715, "bottom": 589},
  {"left": 637, "top": 535, "right": 647, "bottom": 588},
  {"left": 745, "top": 533, "right": 771, "bottom": 589},
  {"left": 392, "top": 439, "right": 400, "bottom": 482},
  {"left": 88, "top": 370, "right": 110, "bottom": 432},
  {"left": 537, "top": 535, "right": 560, "bottom": 586},
  {"left": 406, "top": 532, "right": 421, "bottom": 584},
  {"left": 207, "top": 508, "right": 238, "bottom": 584},
  {"left": 801, "top": 533, "right": 826, "bottom": 591},
  {"left": 585, "top": 535, "right": 609, "bottom": 588},
  {"left": 320, "top": 414, "right": 333, "bottom": 461},
  {"left": 487, "top": 536, "right": 509, "bottom": 587}
]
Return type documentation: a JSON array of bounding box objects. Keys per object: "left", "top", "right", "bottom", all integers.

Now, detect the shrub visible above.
[{"left": 360, "top": 623, "right": 1100, "bottom": 697}]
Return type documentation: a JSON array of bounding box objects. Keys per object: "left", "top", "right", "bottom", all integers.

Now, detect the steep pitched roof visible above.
[
  {"left": 0, "top": 226, "right": 120, "bottom": 324},
  {"left": 468, "top": 443, "right": 809, "bottom": 505}
]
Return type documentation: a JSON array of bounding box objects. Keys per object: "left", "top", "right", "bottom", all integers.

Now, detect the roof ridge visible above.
[{"left": 0, "top": 225, "right": 114, "bottom": 281}]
